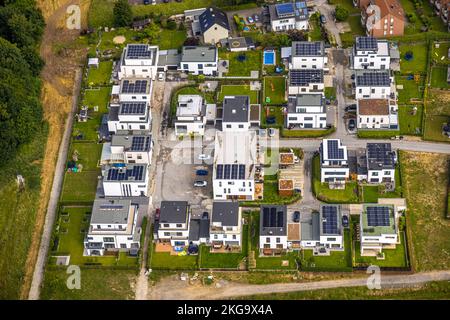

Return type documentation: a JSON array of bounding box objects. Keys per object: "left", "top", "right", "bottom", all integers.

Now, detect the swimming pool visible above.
[{"left": 263, "top": 50, "right": 275, "bottom": 65}]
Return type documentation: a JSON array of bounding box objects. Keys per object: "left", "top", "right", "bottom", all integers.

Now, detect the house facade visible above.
[
  {"left": 174, "top": 95, "right": 207, "bottom": 136},
  {"left": 352, "top": 37, "right": 390, "bottom": 70},
  {"left": 199, "top": 7, "right": 230, "bottom": 44},
  {"left": 179, "top": 46, "right": 218, "bottom": 76},
  {"left": 285, "top": 94, "right": 327, "bottom": 129},
  {"left": 357, "top": 99, "right": 398, "bottom": 130},
  {"left": 359, "top": 0, "right": 405, "bottom": 38},
  {"left": 319, "top": 205, "right": 343, "bottom": 249},
  {"left": 210, "top": 201, "right": 242, "bottom": 248},
  {"left": 268, "top": 1, "right": 309, "bottom": 32},
  {"left": 102, "top": 164, "right": 148, "bottom": 197},
  {"left": 101, "top": 133, "right": 153, "bottom": 165},
  {"left": 107, "top": 102, "right": 152, "bottom": 134},
  {"left": 290, "top": 41, "right": 328, "bottom": 70},
  {"left": 363, "top": 143, "right": 396, "bottom": 184},
  {"left": 355, "top": 70, "right": 392, "bottom": 99},
  {"left": 117, "top": 78, "right": 152, "bottom": 103},
  {"left": 157, "top": 201, "right": 191, "bottom": 247},
  {"left": 320, "top": 139, "right": 350, "bottom": 184},
  {"left": 118, "top": 44, "right": 159, "bottom": 80}
]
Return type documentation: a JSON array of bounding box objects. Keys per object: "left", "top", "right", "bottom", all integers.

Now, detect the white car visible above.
[
  {"left": 198, "top": 154, "right": 211, "bottom": 160},
  {"left": 194, "top": 180, "right": 208, "bottom": 187},
  {"left": 268, "top": 128, "right": 276, "bottom": 137},
  {"left": 157, "top": 72, "right": 165, "bottom": 81}
]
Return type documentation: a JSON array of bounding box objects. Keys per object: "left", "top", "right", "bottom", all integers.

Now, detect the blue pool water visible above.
[{"left": 263, "top": 50, "right": 275, "bottom": 65}]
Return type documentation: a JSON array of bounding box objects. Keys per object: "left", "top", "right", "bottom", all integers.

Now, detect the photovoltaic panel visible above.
[
  {"left": 322, "top": 206, "right": 338, "bottom": 234},
  {"left": 120, "top": 102, "right": 146, "bottom": 115},
  {"left": 131, "top": 136, "right": 151, "bottom": 151},
  {"left": 238, "top": 165, "right": 245, "bottom": 179},
  {"left": 126, "top": 44, "right": 152, "bottom": 59},
  {"left": 106, "top": 165, "right": 145, "bottom": 181},
  {"left": 356, "top": 71, "right": 390, "bottom": 87},
  {"left": 367, "top": 206, "right": 390, "bottom": 227},
  {"left": 216, "top": 164, "right": 223, "bottom": 179},
  {"left": 367, "top": 143, "right": 394, "bottom": 166},
  {"left": 327, "top": 140, "right": 344, "bottom": 160},
  {"left": 276, "top": 3, "right": 295, "bottom": 17},
  {"left": 290, "top": 69, "right": 323, "bottom": 86},
  {"left": 224, "top": 164, "right": 231, "bottom": 180},
  {"left": 231, "top": 164, "right": 238, "bottom": 179},
  {"left": 262, "top": 206, "right": 285, "bottom": 228},
  {"left": 356, "top": 37, "right": 378, "bottom": 51},
  {"left": 122, "top": 80, "right": 148, "bottom": 94},
  {"left": 294, "top": 42, "right": 322, "bottom": 56}
]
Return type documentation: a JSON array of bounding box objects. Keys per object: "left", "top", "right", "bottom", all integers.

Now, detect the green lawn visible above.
[
  {"left": 170, "top": 85, "right": 215, "bottom": 118},
  {"left": 423, "top": 91, "right": 450, "bottom": 142},
  {"left": 357, "top": 130, "right": 399, "bottom": 139},
  {"left": 431, "top": 42, "right": 450, "bottom": 65},
  {"left": 261, "top": 105, "right": 284, "bottom": 128},
  {"left": 60, "top": 171, "right": 100, "bottom": 203},
  {"left": 218, "top": 85, "right": 259, "bottom": 104},
  {"left": 399, "top": 42, "right": 429, "bottom": 74},
  {"left": 150, "top": 246, "right": 198, "bottom": 270},
  {"left": 241, "top": 180, "right": 301, "bottom": 207},
  {"left": 395, "top": 75, "right": 425, "bottom": 104},
  {"left": 312, "top": 155, "right": 360, "bottom": 203},
  {"left": 430, "top": 66, "right": 450, "bottom": 89},
  {"left": 308, "top": 14, "right": 323, "bottom": 41},
  {"left": 398, "top": 104, "right": 423, "bottom": 136},
  {"left": 220, "top": 50, "right": 262, "bottom": 77},
  {"left": 88, "top": 0, "right": 115, "bottom": 28},
  {"left": 282, "top": 127, "right": 335, "bottom": 138},
  {"left": 328, "top": 0, "right": 360, "bottom": 13},
  {"left": 324, "top": 87, "right": 337, "bottom": 100},
  {"left": 41, "top": 268, "right": 136, "bottom": 300},
  {"left": 69, "top": 142, "right": 102, "bottom": 171},
  {"left": 339, "top": 15, "right": 365, "bottom": 48},
  {"left": 263, "top": 76, "right": 286, "bottom": 105},
  {"left": 87, "top": 61, "right": 113, "bottom": 86},
  {"left": 423, "top": 114, "right": 450, "bottom": 142}
]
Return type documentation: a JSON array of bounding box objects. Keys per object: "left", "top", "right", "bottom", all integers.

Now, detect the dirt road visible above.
[{"left": 148, "top": 270, "right": 450, "bottom": 300}]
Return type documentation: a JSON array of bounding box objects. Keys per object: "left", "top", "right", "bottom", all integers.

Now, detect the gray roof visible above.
[
  {"left": 189, "top": 216, "right": 210, "bottom": 241},
  {"left": 159, "top": 201, "right": 189, "bottom": 224},
  {"left": 366, "top": 143, "right": 396, "bottom": 170},
  {"left": 226, "top": 37, "right": 255, "bottom": 50},
  {"left": 111, "top": 133, "right": 152, "bottom": 152},
  {"left": 292, "top": 41, "right": 324, "bottom": 56},
  {"left": 287, "top": 94, "right": 324, "bottom": 113},
  {"left": 181, "top": 46, "right": 217, "bottom": 63},
  {"left": 300, "top": 213, "right": 320, "bottom": 241},
  {"left": 222, "top": 96, "right": 250, "bottom": 123},
  {"left": 108, "top": 105, "right": 119, "bottom": 121},
  {"left": 320, "top": 205, "right": 342, "bottom": 236},
  {"left": 91, "top": 199, "right": 132, "bottom": 224},
  {"left": 158, "top": 49, "right": 181, "bottom": 67},
  {"left": 260, "top": 205, "right": 287, "bottom": 236},
  {"left": 355, "top": 36, "right": 378, "bottom": 51},
  {"left": 199, "top": 7, "right": 230, "bottom": 33},
  {"left": 212, "top": 201, "right": 239, "bottom": 226}
]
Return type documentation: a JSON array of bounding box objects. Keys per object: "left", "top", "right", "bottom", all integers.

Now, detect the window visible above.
[
  {"left": 232, "top": 235, "right": 236, "bottom": 239},
  {"left": 176, "top": 224, "right": 182, "bottom": 228},
  {"left": 120, "top": 244, "right": 127, "bottom": 249},
  {"left": 266, "top": 237, "right": 270, "bottom": 243},
  {"left": 176, "top": 232, "right": 182, "bottom": 236},
  {"left": 238, "top": 124, "right": 244, "bottom": 128},
  {"left": 276, "top": 237, "right": 280, "bottom": 243},
  {"left": 103, "top": 237, "right": 114, "bottom": 243},
  {"left": 226, "top": 124, "right": 231, "bottom": 128},
  {"left": 198, "top": 64, "right": 203, "bottom": 69},
  {"left": 164, "top": 224, "right": 169, "bottom": 228},
  {"left": 214, "top": 234, "right": 218, "bottom": 239}
]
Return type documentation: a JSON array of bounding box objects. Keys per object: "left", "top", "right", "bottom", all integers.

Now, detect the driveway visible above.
[{"left": 315, "top": 0, "right": 342, "bottom": 47}]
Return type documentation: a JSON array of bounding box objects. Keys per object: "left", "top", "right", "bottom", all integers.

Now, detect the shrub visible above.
[{"left": 335, "top": 6, "right": 349, "bottom": 22}]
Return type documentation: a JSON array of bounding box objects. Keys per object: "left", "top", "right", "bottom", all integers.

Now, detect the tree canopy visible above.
[
  {"left": 335, "top": 6, "right": 349, "bottom": 22},
  {"left": 113, "top": 0, "right": 133, "bottom": 27}
]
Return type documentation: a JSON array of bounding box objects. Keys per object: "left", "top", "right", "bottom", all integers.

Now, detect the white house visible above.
[
  {"left": 320, "top": 139, "right": 350, "bottom": 185},
  {"left": 290, "top": 41, "right": 328, "bottom": 70},
  {"left": 352, "top": 37, "right": 390, "bottom": 70},
  {"left": 285, "top": 94, "right": 327, "bottom": 129},
  {"left": 198, "top": 7, "right": 230, "bottom": 44},
  {"left": 210, "top": 201, "right": 242, "bottom": 248},
  {"left": 259, "top": 205, "right": 288, "bottom": 255},
  {"left": 319, "top": 205, "right": 343, "bottom": 249},
  {"left": 84, "top": 199, "right": 140, "bottom": 256},
  {"left": 288, "top": 69, "right": 324, "bottom": 95},
  {"left": 157, "top": 201, "right": 191, "bottom": 247},
  {"left": 179, "top": 46, "right": 218, "bottom": 76},
  {"left": 102, "top": 164, "right": 148, "bottom": 197},
  {"left": 174, "top": 95, "right": 207, "bottom": 136},
  {"left": 355, "top": 70, "right": 392, "bottom": 99},
  {"left": 116, "top": 78, "right": 152, "bottom": 103},
  {"left": 357, "top": 99, "right": 399, "bottom": 130},
  {"left": 213, "top": 131, "right": 258, "bottom": 200},
  {"left": 118, "top": 44, "right": 159, "bottom": 80},
  {"left": 360, "top": 204, "right": 399, "bottom": 256},
  {"left": 107, "top": 101, "right": 152, "bottom": 134},
  {"left": 358, "top": 143, "right": 396, "bottom": 184},
  {"left": 222, "top": 96, "right": 251, "bottom": 132},
  {"left": 268, "top": 1, "right": 309, "bottom": 32},
  {"left": 101, "top": 133, "right": 152, "bottom": 165}
]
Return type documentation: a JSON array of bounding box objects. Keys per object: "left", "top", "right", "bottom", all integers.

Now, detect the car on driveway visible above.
[
  {"left": 198, "top": 154, "right": 211, "bottom": 160},
  {"left": 342, "top": 215, "right": 349, "bottom": 228},
  {"left": 268, "top": 128, "right": 276, "bottom": 137},
  {"left": 247, "top": 16, "right": 254, "bottom": 24},
  {"left": 254, "top": 14, "right": 259, "bottom": 22},
  {"left": 345, "top": 104, "right": 357, "bottom": 112},
  {"left": 154, "top": 208, "right": 160, "bottom": 222},
  {"left": 348, "top": 119, "right": 356, "bottom": 131},
  {"left": 293, "top": 211, "right": 300, "bottom": 223},
  {"left": 194, "top": 180, "right": 207, "bottom": 187},
  {"left": 258, "top": 129, "right": 266, "bottom": 137},
  {"left": 320, "top": 14, "right": 326, "bottom": 24},
  {"left": 196, "top": 169, "right": 208, "bottom": 176},
  {"left": 157, "top": 72, "right": 165, "bottom": 81}
]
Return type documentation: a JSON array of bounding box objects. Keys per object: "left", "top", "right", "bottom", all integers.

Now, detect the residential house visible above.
[
  {"left": 259, "top": 205, "right": 288, "bottom": 255},
  {"left": 320, "top": 139, "right": 350, "bottom": 185},
  {"left": 290, "top": 41, "right": 328, "bottom": 70},
  {"left": 285, "top": 94, "right": 327, "bottom": 129},
  {"left": 359, "top": 0, "right": 405, "bottom": 37},
  {"left": 355, "top": 70, "right": 392, "bottom": 99},
  {"left": 157, "top": 201, "right": 191, "bottom": 247},
  {"left": 222, "top": 96, "right": 251, "bottom": 132},
  {"left": 210, "top": 201, "right": 243, "bottom": 248},
  {"left": 224, "top": 37, "right": 255, "bottom": 52},
  {"left": 360, "top": 204, "right": 399, "bottom": 256},
  {"left": 352, "top": 37, "right": 390, "bottom": 70},
  {"left": 118, "top": 44, "right": 159, "bottom": 80},
  {"left": 188, "top": 213, "right": 210, "bottom": 246},
  {"left": 84, "top": 199, "right": 140, "bottom": 256},
  {"left": 198, "top": 7, "right": 230, "bottom": 44},
  {"left": 357, "top": 99, "right": 398, "bottom": 130},
  {"left": 299, "top": 213, "right": 320, "bottom": 247},
  {"left": 213, "top": 131, "right": 260, "bottom": 200},
  {"left": 101, "top": 132, "right": 153, "bottom": 165},
  {"left": 431, "top": 0, "right": 450, "bottom": 29},
  {"left": 287, "top": 69, "right": 324, "bottom": 95},
  {"left": 107, "top": 101, "right": 152, "bottom": 134},
  {"left": 319, "top": 205, "right": 343, "bottom": 249},
  {"left": 102, "top": 164, "right": 148, "bottom": 197},
  {"left": 268, "top": 1, "right": 309, "bottom": 32},
  {"left": 179, "top": 46, "right": 218, "bottom": 76},
  {"left": 116, "top": 78, "right": 152, "bottom": 103},
  {"left": 358, "top": 143, "right": 396, "bottom": 184},
  {"left": 174, "top": 95, "right": 207, "bottom": 136}
]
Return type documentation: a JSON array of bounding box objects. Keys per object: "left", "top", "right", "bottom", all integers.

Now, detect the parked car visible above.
[
  {"left": 390, "top": 135, "right": 404, "bottom": 140},
  {"left": 198, "top": 154, "right": 211, "bottom": 160},
  {"left": 320, "top": 14, "right": 326, "bottom": 24},
  {"left": 345, "top": 104, "right": 357, "bottom": 112},
  {"left": 258, "top": 129, "right": 266, "bottom": 137},
  {"left": 196, "top": 169, "right": 208, "bottom": 176},
  {"left": 268, "top": 128, "right": 276, "bottom": 137},
  {"left": 266, "top": 116, "right": 276, "bottom": 124},
  {"left": 194, "top": 180, "right": 208, "bottom": 187},
  {"left": 154, "top": 208, "right": 161, "bottom": 221},
  {"left": 157, "top": 72, "right": 165, "bottom": 81},
  {"left": 202, "top": 211, "right": 209, "bottom": 219},
  {"left": 293, "top": 211, "right": 300, "bottom": 223},
  {"left": 342, "top": 215, "right": 349, "bottom": 228},
  {"left": 254, "top": 14, "right": 259, "bottom": 22},
  {"left": 247, "top": 16, "right": 254, "bottom": 24},
  {"left": 348, "top": 119, "right": 356, "bottom": 131}
]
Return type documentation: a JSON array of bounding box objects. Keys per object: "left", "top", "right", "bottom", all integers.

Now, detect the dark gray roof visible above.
[
  {"left": 222, "top": 96, "right": 249, "bottom": 123},
  {"left": 320, "top": 205, "right": 342, "bottom": 236},
  {"left": 366, "top": 143, "right": 396, "bottom": 170},
  {"left": 287, "top": 94, "right": 324, "bottom": 113},
  {"left": 212, "top": 201, "right": 239, "bottom": 226},
  {"left": 355, "top": 70, "right": 390, "bottom": 87},
  {"left": 292, "top": 41, "right": 324, "bottom": 56},
  {"left": 111, "top": 134, "right": 152, "bottom": 152},
  {"left": 159, "top": 201, "right": 189, "bottom": 224},
  {"left": 91, "top": 199, "right": 132, "bottom": 224},
  {"left": 189, "top": 216, "right": 210, "bottom": 241},
  {"left": 108, "top": 105, "right": 119, "bottom": 121},
  {"left": 301, "top": 212, "right": 320, "bottom": 241},
  {"left": 269, "top": 2, "right": 309, "bottom": 22},
  {"left": 289, "top": 69, "right": 323, "bottom": 86},
  {"left": 199, "top": 7, "right": 230, "bottom": 33},
  {"left": 260, "top": 205, "right": 287, "bottom": 236}
]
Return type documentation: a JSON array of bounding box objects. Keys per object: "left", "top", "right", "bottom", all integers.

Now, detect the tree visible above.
[
  {"left": 335, "top": 5, "right": 349, "bottom": 22},
  {"left": 113, "top": 0, "right": 133, "bottom": 27},
  {"left": 184, "top": 37, "right": 200, "bottom": 46},
  {"left": 287, "top": 29, "right": 306, "bottom": 41}
]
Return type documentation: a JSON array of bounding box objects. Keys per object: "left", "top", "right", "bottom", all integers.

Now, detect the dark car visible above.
[
  {"left": 293, "top": 211, "right": 300, "bottom": 223},
  {"left": 345, "top": 104, "right": 357, "bottom": 112},
  {"left": 196, "top": 169, "right": 208, "bottom": 176},
  {"left": 348, "top": 119, "right": 356, "bottom": 130},
  {"left": 266, "top": 116, "right": 276, "bottom": 124},
  {"left": 154, "top": 208, "right": 161, "bottom": 222},
  {"left": 320, "top": 14, "right": 326, "bottom": 24},
  {"left": 342, "top": 215, "right": 349, "bottom": 228}
]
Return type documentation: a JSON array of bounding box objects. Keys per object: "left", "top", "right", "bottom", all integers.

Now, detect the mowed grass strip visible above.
[
  {"left": 61, "top": 171, "right": 100, "bottom": 202},
  {"left": 263, "top": 76, "right": 286, "bottom": 105},
  {"left": 218, "top": 85, "right": 259, "bottom": 104}
]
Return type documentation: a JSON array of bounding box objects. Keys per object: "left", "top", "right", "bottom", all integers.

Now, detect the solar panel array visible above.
[
  {"left": 294, "top": 42, "right": 322, "bottom": 56},
  {"left": 216, "top": 164, "right": 246, "bottom": 180},
  {"left": 122, "top": 80, "right": 148, "bottom": 94},
  {"left": 356, "top": 37, "right": 378, "bottom": 51},
  {"left": 126, "top": 44, "right": 152, "bottom": 59},
  {"left": 356, "top": 72, "right": 390, "bottom": 86},
  {"left": 262, "top": 207, "right": 284, "bottom": 228},
  {"left": 322, "top": 206, "right": 338, "bottom": 234},
  {"left": 131, "top": 136, "right": 151, "bottom": 151},
  {"left": 327, "top": 140, "right": 345, "bottom": 159},
  {"left": 99, "top": 205, "right": 124, "bottom": 210},
  {"left": 367, "top": 143, "right": 395, "bottom": 166},
  {"left": 367, "top": 206, "right": 390, "bottom": 226},
  {"left": 106, "top": 165, "right": 145, "bottom": 181},
  {"left": 290, "top": 69, "right": 323, "bottom": 86},
  {"left": 119, "top": 102, "right": 146, "bottom": 115},
  {"left": 276, "top": 3, "right": 295, "bottom": 17}
]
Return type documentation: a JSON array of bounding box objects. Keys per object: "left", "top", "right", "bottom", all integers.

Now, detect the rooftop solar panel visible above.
[
  {"left": 126, "top": 44, "right": 152, "bottom": 59},
  {"left": 327, "top": 140, "right": 345, "bottom": 160},
  {"left": 276, "top": 3, "right": 295, "bottom": 17},
  {"left": 367, "top": 206, "right": 390, "bottom": 227},
  {"left": 239, "top": 164, "right": 245, "bottom": 180},
  {"left": 130, "top": 136, "right": 151, "bottom": 151},
  {"left": 106, "top": 165, "right": 145, "bottom": 181},
  {"left": 262, "top": 206, "right": 285, "bottom": 228},
  {"left": 290, "top": 69, "right": 323, "bottom": 86},
  {"left": 119, "top": 102, "right": 146, "bottom": 115},
  {"left": 356, "top": 71, "right": 390, "bottom": 87},
  {"left": 322, "top": 206, "right": 339, "bottom": 234},
  {"left": 216, "top": 164, "right": 223, "bottom": 179},
  {"left": 224, "top": 164, "right": 231, "bottom": 180},
  {"left": 293, "top": 42, "right": 322, "bottom": 56},
  {"left": 215, "top": 164, "right": 246, "bottom": 180},
  {"left": 367, "top": 143, "right": 395, "bottom": 167},
  {"left": 356, "top": 37, "right": 378, "bottom": 51},
  {"left": 122, "top": 80, "right": 148, "bottom": 94}
]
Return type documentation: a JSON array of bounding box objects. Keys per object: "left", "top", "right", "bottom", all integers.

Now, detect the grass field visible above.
[
  {"left": 308, "top": 14, "right": 322, "bottom": 41},
  {"left": 263, "top": 76, "right": 286, "bottom": 105},
  {"left": 150, "top": 246, "right": 198, "bottom": 270},
  {"left": 240, "top": 280, "right": 450, "bottom": 300},
  {"left": 0, "top": 127, "right": 47, "bottom": 299},
  {"left": 261, "top": 105, "right": 284, "bottom": 128},
  {"left": 220, "top": 50, "right": 262, "bottom": 77},
  {"left": 69, "top": 143, "right": 102, "bottom": 171},
  {"left": 41, "top": 268, "right": 137, "bottom": 300},
  {"left": 430, "top": 66, "right": 450, "bottom": 89},
  {"left": 87, "top": 61, "right": 113, "bottom": 86},
  {"left": 398, "top": 104, "right": 423, "bottom": 136},
  {"left": 395, "top": 75, "right": 425, "bottom": 104},
  {"left": 218, "top": 85, "right": 259, "bottom": 104},
  {"left": 399, "top": 42, "right": 429, "bottom": 74},
  {"left": 282, "top": 127, "right": 335, "bottom": 138},
  {"left": 400, "top": 151, "right": 450, "bottom": 271},
  {"left": 423, "top": 90, "right": 450, "bottom": 142},
  {"left": 60, "top": 171, "right": 100, "bottom": 202}
]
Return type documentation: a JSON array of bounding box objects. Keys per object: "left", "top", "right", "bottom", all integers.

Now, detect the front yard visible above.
[{"left": 423, "top": 90, "right": 450, "bottom": 142}]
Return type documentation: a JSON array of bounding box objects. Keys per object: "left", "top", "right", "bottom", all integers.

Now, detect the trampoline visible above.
[{"left": 263, "top": 50, "right": 276, "bottom": 65}]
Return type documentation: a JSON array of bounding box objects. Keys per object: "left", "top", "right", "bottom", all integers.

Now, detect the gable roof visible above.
[
  {"left": 358, "top": 99, "right": 389, "bottom": 115},
  {"left": 199, "top": 7, "right": 230, "bottom": 33}
]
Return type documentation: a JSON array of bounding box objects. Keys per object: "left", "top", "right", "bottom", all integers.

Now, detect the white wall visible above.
[
  {"left": 286, "top": 112, "right": 327, "bottom": 128},
  {"left": 291, "top": 56, "right": 328, "bottom": 70},
  {"left": 179, "top": 62, "right": 218, "bottom": 75},
  {"left": 355, "top": 86, "right": 391, "bottom": 99},
  {"left": 288, "top": 83, "right": 324, "bottom": 95},
  {"left": 320, "top": 167, "right": 350, "bottom": 183},
  {"left": 353, "top": 54, "right": 390, "bottom": 70},
  {"left": 175, "top": 120, "right": 206, "bottom": 136},
  {"left": 272, "top": 19, "right": 308, "bottom": 31},
  {"left": 118, "top": 65, "right": 158, "bottom": 81},
  {"left": 213, "top": 179, "right": 254, "bottom": 200},
  {"left": 103, "top": 180, "right": 148, "bottom": 197},
  {"left": 357, "top": 114, "right": 391, "bottom": 129},
  {"left": 222, "top": 122, "right": 250, "bottom": 132},
  {"left": 203, "top": 25, "right": 229, "bottom": 44},
  {"left": 367, "top": 169, "right": 395, "bottom": 183},
  {"left": 259, "top": 235, "right": 288, "bottom": 250},
  {"left": 319, "top": 235, "right": 343, "bottom": 248}
]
